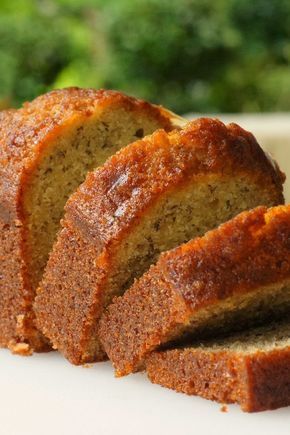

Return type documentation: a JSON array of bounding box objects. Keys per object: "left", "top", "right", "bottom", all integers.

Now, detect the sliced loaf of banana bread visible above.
[
  {"left": 35, "top": 119, "right": 284, "bottom": 364},
  {"left": 146, "top": 318, "right": 290, "bottom": 412},
  {"left": 100, "top": 205, "right": 290, "bottom": 376}
]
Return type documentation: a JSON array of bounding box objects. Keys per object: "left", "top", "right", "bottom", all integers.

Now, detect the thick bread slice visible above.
[
  {"left": 35, "top": 118, "right": 284, "bottom": 364},
  {"left": 0, "top": 87, "right": 176, "bottom": 353},
  {"left": 100, "top": 205, "right": 290, "bottom": 376},
  {"left": 146, "top": 318, "right": 290, "bottom": 412}
]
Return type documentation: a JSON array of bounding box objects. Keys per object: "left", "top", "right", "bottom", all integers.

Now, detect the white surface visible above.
[
  {"left": 1, "top": 350, "right": 290, "bottom": 435},
  {"left": 185, "top": 113, "right": 290, "bottom": 145}
]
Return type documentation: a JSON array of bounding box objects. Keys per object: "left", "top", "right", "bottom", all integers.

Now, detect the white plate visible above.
[{"left": 1, "top": 349, "right": 290, "bottom": 435}]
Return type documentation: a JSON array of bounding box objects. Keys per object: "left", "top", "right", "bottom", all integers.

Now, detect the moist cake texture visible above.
[
  {"left": 35, "top": 118, "right": 284, "bottom": 364},
  {"left": 146, "top": 318, "right": 290, "bottom": 412},
  {"left": 0, "top": 87, "right": 176, "bottom": 352},
  {"left": 100, "top": 205, "right": 290, "bottom": 376}
]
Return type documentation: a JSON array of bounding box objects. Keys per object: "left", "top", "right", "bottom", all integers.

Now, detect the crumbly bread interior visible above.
[
  {"left": 165, "top": 280, "right": 290, "bottom": 349},
  {"left": 196, "top": 315, "right": 290, "bottom": 355},
  {"left": 23, "top": 109, "right": 162, "bottom": 290},
  {"left": 106, "top": 175, "right": 278, "bottom": 302}
]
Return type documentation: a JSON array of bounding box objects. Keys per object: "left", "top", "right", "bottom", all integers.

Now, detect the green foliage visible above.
[
  {"left": 0, "top": 0, "right": 92, "bottom": 106},
  {"left": 0, "top": 0, "right": 290, "bottom": 112}
]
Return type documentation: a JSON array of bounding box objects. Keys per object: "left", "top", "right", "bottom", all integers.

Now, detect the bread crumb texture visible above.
[{"left": 8, "top": 341, "right": 33, "bottom": 357}]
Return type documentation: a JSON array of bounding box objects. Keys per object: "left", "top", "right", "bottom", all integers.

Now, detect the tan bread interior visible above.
[
  {"left": 201, "top": 321, "right": 290, "bottom": 355},
  {"left": 106, "top": 175, "right": 278, "bottom": 302},
  {"left": 190, "top": 293, "right": 290, "bottom": 355},
  {"left": 23, "top": 107, "right": 164, "bottom": 290},
  {"left": 165, "top": 280, "right": 290, "bottom": 352}
]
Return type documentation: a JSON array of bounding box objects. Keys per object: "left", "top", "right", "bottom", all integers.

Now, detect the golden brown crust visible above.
[
  {"left": 99, "top": 205, "right": 290, "bottom": 376},
  {"left": 146, "top": 345, "right": 290, "bottom": 412},
  {"left": 0, "top": 87, "right": 174, "bottom": 351},
  {"left": 159, "top": 205, "right": 290, "bottom": 309},
  {"left": 35, "top": 118, "right": 284, "bottom": 364}
]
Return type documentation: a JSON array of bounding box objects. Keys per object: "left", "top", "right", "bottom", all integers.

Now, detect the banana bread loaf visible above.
[
  {"left": 0, "top": 87, "right": 177, "bottom": 353},
  {"left": 146, "top": 317, "right": 290, "bottom": 412},
  {"left": 100, "top": 205, "right": 290, "bottom": 376},
  {"left": 35, "top": 118, "right": 284, "bottom": 364}
]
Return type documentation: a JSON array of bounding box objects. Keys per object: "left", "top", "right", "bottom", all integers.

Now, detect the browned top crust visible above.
[
  {"left": 158, "top": 205, "right": 290, "bottom": 309},
  {"left": 66, "top": 117, "right": 284, "bottom": 245},
  {"left": 99, "top": 205, "right": 290, "bottom": 375},
  {"left": 0, "top": 87, "right": 174, "bottom": 222}
]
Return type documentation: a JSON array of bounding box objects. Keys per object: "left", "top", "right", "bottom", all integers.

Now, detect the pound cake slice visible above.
[
  {"left": 146, "top": 318, "right": 290, "bottom": 412},
  {"left": 0, "top": 87, "right": 177, "bottom": 353},
  {"left": 100, "top": 205, "right": 290, "bottom": 376},
  {"left": 35, "top": 118, "right": 284, "bottom": 364}
]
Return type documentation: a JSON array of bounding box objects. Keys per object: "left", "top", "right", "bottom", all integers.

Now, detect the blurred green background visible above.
[{"left": 1, "top": 0, "right": 290, "bottom": 113}]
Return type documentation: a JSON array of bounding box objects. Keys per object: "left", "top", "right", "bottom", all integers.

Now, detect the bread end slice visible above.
[{"left": 146, "top": 319, "right": 290, "bottom": 412}]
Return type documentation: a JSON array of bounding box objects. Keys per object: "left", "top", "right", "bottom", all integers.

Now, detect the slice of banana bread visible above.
[
  {"left": 146, "top": 318, "right": 290, "bottom": 412},
  {"left": 0, "top": 87, "right": 177, "bottom": 353},
  {"left": 100, "top": 205, "right": 290, "bottom": 376},
  {"left": 35, "top": 118, "right": 284, "bottom": 365}
]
